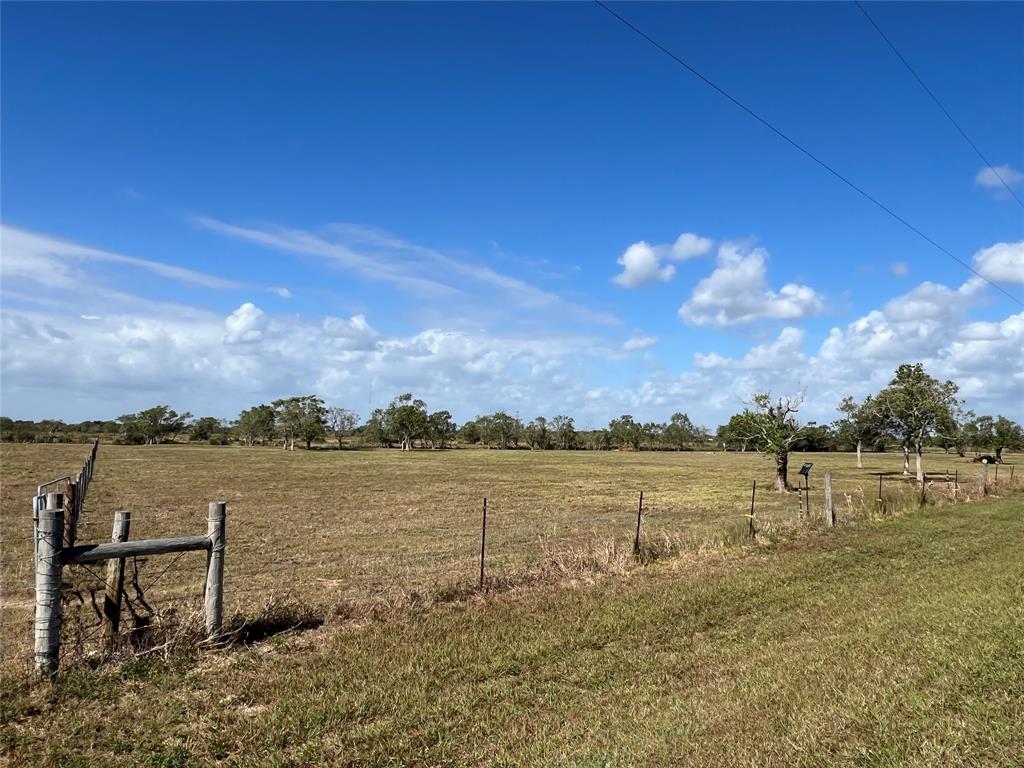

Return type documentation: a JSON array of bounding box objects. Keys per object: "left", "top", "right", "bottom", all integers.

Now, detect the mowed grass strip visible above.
[{"left": 3, "top": 497, "right": 1022, "bottom": 767}]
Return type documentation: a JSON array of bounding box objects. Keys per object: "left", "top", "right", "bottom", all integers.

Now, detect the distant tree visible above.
[
  {"left": 480, "top": 411, "right": 522, "bottom": 449},
  {"left": 118, "top": 406, "right": 191, "bottom": 445},
  {"left": 731, "top": 392, "right": 808, "bottom": 491},
  {"left": 237, "top": 405, "right": 276, "bottom": 446},
  {"left": 524, "top": 416, "right": 551, "bottom": 450},
  {"left": 37, "top": 419, "right": 68, "bottom": 444},
  {"left": 876, "top": 364, "right": 960, "bottom": 483},
  {"left": 457, "top": 418, "right": 483, "bottom": 446},
  {"left": 362, "top": 408, "right": 391, "bottom": 448},
  {"left": 991, "top": 416, "right": 1024, "bottom": 463},
  {"left": 664, "top": 412, "right": 698, "bottom": 451},
  {"left": 835, "top": 395, "right": 885, "bottom": 468},
  {"left": 273, "top": 396, "right": 327, "bottom": 450},
  {"left": 325, "top": 407, "right": 360, "bottom": 449},
  {"left": 426, "top": 410, "right": 457, "bottom": 449},
  {"left": 717, "top": 414, "right": 752, "bottom": 452},
  {"left": 190, "top": 417, "right": 223, "bottom": 442},
  {"left": 608, "top": 415, "right": 642, "bottom": 451},
  {"left": 385, "top": 393, "right": 428, "bottom": 451},
  {"left": 550, "top": 415, "right": 576, "bottom": 450}
]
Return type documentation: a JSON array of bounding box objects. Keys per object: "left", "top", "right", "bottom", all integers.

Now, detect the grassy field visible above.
[
  {"left": 2, "top": 489, "right": 1022, "bottom": 765},
  {"left": 0, "top": 443, "right": 1014, "bottom": 672}
]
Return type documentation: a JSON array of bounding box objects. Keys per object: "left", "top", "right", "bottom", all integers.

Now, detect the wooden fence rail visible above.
[{"left": 33, "top": 494, "right": 226, "bottom": 678}]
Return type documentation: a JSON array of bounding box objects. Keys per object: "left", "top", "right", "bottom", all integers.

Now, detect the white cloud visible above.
[
  {"left": 694, "top": 327, "right": 805, "bottom": 370},
  {"left": 224, "top": 303, "right": 267, "bottom": 343},
  {"left": 623, "top": 335, "right": 657, "bottom": 351},
  {"left": 0, "top": 225, "right": 240, "bottom": 290},
  {"left": 196, "top": 217, "right": 616, "bottom": 326},
  {"left": 975, "top": 164, "right": 1023, "bottom": 190},
  {"left": 678, "top": 242, "right": 823, "bottom": 327},
  {"left": 613, "top": 242, "right": 676, "bottom": 287},
  {"left": 890, "top": 261, "right": 909, "bottom": 277},
  {"left": 668, "top": 233, "right": 714, "bottom": 261},
  {"left": 972, "top": 241, "right": 1024, "bottom": 284},
  {"left": 612, "top": 232, "right": 712, "bottom": 288},
  {"left": 271, "top": 286, "right": 293, "bottom": 299}
]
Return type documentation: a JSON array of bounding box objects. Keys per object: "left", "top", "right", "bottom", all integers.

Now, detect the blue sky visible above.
[{"left": 2, "top": 1, "right": 1022, "bottom": 427}]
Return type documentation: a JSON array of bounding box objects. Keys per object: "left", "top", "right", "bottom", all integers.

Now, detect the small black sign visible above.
[{"left": 798, "top": 462, "right": 813, "bottom": 476}]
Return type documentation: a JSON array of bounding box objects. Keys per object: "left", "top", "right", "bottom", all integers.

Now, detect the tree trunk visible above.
[
  {"left": 856, "top": 439, "right": 863, "bottom": 469},
  {"left": 995, "top": 446, "right": 1003, "bottom": 463},
  {"left": 915, "top": 443, "right": 924, "bottom": 484},
  {"left": 337, "top": 437, "right": 343, "bottom": 450},
  {"left": 902, "top": 445, "right": 911, "bottom": 475},
  {"left": 305, "top": 438, "right": 312, "bottom": 450},
  {"left": 773, "top": 450, "right": 789, "bottom": 492}
]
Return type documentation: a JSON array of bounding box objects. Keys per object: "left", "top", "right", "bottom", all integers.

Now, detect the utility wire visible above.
[
  {"left": 855, "top": 1, "right": 1024, "bottom": 210},
  {"left": 592, "top": 0, "right": 1023, "bottom": 307}
]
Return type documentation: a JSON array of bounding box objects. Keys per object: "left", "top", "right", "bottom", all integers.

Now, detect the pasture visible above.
[
  {"left": 1, "top": 443, "right": 1010, "bottom": 672},
  {"left": 0, "top": 442, "right": 1020, "bottom": 765}
]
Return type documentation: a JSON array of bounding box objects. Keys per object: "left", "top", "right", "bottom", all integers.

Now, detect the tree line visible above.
[{"left": 3, "top": 363, "right": 1021, "bottom": 491}]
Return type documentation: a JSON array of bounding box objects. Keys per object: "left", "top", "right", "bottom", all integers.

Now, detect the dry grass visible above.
[
  {"left": 2, "top": 493, "right": 1021, "bottom": 766},
  {"left": 1, "top": 442, "right": 1017, "bottom": 674}
]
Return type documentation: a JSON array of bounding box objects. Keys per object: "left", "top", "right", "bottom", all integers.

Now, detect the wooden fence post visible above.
[
  {"left": 748, "top": 480, "right": 756, "bottom": 539},
  {"left": 824, "top": 470, "right": 835, "bottom": 527},
  {"left": 34, "top": 492, "right": 64, "bottom": 678},
  {"left": 63, "top": 482, "right": 77, "bottom": 548},
  {"left": 479, "top": 497, "right": 487, "bottom": 590},
  {"left": 204, "top": 502, "right": 226, "bottom": 640},
  {"left": 101, "top": 511, "right": 131, "bottom": 653},
  {"left": 633, "top": 491, "right": 644, "bottom": 559}
]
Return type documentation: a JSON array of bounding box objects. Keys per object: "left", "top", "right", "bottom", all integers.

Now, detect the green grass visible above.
[{"left": 2, "top": 494, "right": 1022, "bottom": 766}]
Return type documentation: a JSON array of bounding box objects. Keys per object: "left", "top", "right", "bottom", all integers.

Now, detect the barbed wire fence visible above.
[{"left": 22, "top": 443, "right": 1017, "bottom": 678}]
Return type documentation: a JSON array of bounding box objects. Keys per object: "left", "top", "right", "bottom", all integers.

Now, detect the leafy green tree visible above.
[
  {"left": 361, "top": 408, "right": 390, "bottom": 448},
  {"left": 426, "top": 410, "right": 457, "bottom": 448},
  {"left": 237, "top": 405, "right": 276, "bottom": 446},
  {"left": 876, "top": 364, "right": 960, "bottom": 482},
  {"left": 118, "top": 406, "right": 191, "bottom": 445},
  {"left": 273, "top": 396, "right": 326, "bottom": 450},
  {"left": 550, "top": 415, "right": 576, "bottom": 450},
  {"left": 608, "top": 415, "right": 643, "bottom": 451},
  {"left": 730, "top": 392, "right": 808, "bottom": 491},
  {"left": 190, "top": 417, "right": 223, "bottom": 442},
  {"left": 325, "top": 407, "right": 359, "bottom": 449},
  {"left": 991, "top": 416, "right": 1024, "bottom": 463},
  {"left": 835, "top": 395, "right": 884, "bottom": 468},
  {"left": 479, "top": 411, "right": 522, "bottom": 449},
  {"left": 384, "top": 393, "right": 428, "bottom": 451},
  {"left": 716, "top": 413, "right": 752, "bottom": 452},
  {"left": 524, "top": 417, "right": 551, "bottom": 450},
  {"left": 664, "top": 412, "right": 698, "bottom": 451}
]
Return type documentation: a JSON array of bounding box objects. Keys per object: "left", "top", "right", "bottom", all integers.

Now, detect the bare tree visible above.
[{"left": 325, "top": 407, "right": 359, "bottom": 449}]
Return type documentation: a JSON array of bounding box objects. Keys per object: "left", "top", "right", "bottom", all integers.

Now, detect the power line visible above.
[
  {"left": 855, "top": 1, "right": 1024, "bottom": 210},
  {"left": 592, "top": 0, "right": 1023, "bottom": 307}
]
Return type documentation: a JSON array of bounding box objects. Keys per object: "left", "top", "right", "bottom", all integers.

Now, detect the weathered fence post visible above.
[
  {"left": 877, "top": 473, "right": 884, "bottom": 515},
  {"left": 204, "top": 502, "right": 226, "bottom": 639},
  {"left": 954, "top": 469, "right": 958, "bottom": 491},
  {"left": 479, "top": 497, "right": 487, "bottom": 590},
  {"left": 63, "top": 481, "right": 77, "bottom": 548},
  {"left": 633, "top": 491, "right": 644, "bottom": 559},
  {"left": 824, "top": 470, "right": 835, "bottom": 527},
  {"left": 34, "top": 492, "right": 64, "bottom": 678},
  {"left": 748, "top": 480, "right": 756, "bottom": 539},
  {"left": 102, "top": 511, "right": 131, "bottom": 653}
]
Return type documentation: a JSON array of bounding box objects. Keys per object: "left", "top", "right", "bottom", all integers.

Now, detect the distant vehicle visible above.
[{"left": 972, "top": 454, "right": 998, "bottom": 464}]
